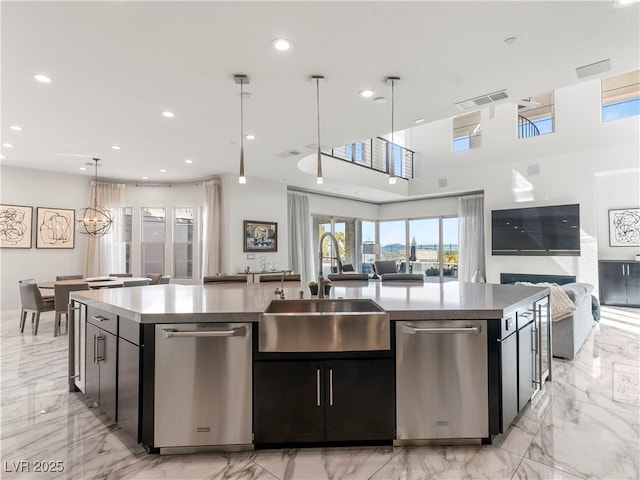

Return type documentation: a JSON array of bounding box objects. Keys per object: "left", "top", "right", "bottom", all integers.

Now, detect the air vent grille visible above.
[
  {"left": 456, "top": 89, "right": 509, "bottom": 111},
  {"left": 275, "top": 149, "right": 302, "bottom": 158}
]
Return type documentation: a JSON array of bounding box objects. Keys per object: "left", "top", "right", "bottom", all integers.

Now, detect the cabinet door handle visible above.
[
  {"left": 96, "top": 335, "right": 105, "bottom": 362},
  {"left": 93, "top": 334, "right": 98, "bottom": 364},
  {"left": 316, "top": 368, "right": 321, "bottom": 407},
  {"left": 627, "top": 264, "right": 630, "bottom": 276},
  {"left": 623, "top": 264, "right": 626, "bottom": 276},
  {"left": 329, "top": 368, "right": 334, "bottom": 406}
]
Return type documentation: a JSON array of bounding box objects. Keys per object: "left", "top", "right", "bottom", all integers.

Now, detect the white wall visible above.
[
  {"left": 1, "top": 167, "right": 90, "bottom": 310},
  {"left": 404, "top": 78, "right": 639, "bottom": 289},
  {"left": 221, "top": 174, "right": 289, "bottom": 274},
  {"left": 595, "top": 170, "right": 640, "bottom": 261},
  {"left": 309, "top": 192, "right": 377, "bottom": 219}
]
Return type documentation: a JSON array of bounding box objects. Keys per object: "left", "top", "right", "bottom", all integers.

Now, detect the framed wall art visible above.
[
  {"left": 0, "top": 204, "right": 33, "bottom": 248},
  {"left": 243, "top": 220, "right": 277, "bottom": 252},
  {"left": 609, "top": 208, "right": 640, "bottom": 247},
  {"left": 36, "top": 207, "right": 76, "bottom": 249}
]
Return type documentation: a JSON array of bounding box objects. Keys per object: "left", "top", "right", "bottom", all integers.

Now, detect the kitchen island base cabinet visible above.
[
  {"left": 85, "top": 322, "right": 117, "bottom": 421},
  {"left": 254, "top": 359, "right": 394, "bottom": 445}
]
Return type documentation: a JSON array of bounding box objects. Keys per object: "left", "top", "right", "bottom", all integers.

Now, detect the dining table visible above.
[{"left": 39, "top": 277, "right": 151, "bottom": 290}]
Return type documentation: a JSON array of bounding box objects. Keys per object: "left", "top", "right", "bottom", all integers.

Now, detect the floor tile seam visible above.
[
  {"left": 508, "top": 451, "right": 526, "bottom": 480},
  {"left": 551, "top": 388, "right": 640, "bottom": 417},
  {"left": 245, "top": 459, "right": 281, "bottom": 480},
  {"left": 364, "top": 446, "right": 405, "bottom": 480},
  {"left": 521, "top": 456, "right": 590, "bottom": 480}
]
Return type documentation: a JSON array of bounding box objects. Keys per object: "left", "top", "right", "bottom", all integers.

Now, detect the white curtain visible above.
[
  {"left": 203, "top": 178, "right": 221, "bottom": 277},
  {"left": 83, "top": 182, "right": 126, "bottom": 277},
  {"left": 458, "top": 193, "right": 485, "bottom": 282},
  {"left": 287, "top": 191, "right": 315, "bottom": 283}
]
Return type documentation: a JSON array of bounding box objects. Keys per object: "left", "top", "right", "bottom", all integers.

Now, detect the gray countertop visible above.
[{"left": 70, "top": 281, "right": 549, "bottom": 324}]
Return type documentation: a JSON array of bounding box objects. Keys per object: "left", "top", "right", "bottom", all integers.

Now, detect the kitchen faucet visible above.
[
  {"left": 273, "top": 272, "right": 285, "bottom": 299},
  {"left": 318, "top": 232, "right": 343, "bottom": 299}
]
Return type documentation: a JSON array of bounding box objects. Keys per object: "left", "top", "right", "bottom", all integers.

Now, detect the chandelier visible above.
[{"left": 77, "top": 158, "right": 113, "bottom": 237}]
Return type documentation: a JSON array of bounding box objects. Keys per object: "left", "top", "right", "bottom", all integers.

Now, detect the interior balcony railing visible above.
[
  {"left": 324, "top": 137, "right": 415, "bottom": 180},
  {"left": 518, "top": 114, "right": 541, "bottom": 139}
]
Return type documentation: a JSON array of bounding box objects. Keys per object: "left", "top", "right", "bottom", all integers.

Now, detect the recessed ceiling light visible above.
[
  {"left": 504, "top": 37, "right": 517, "bottom": 45},
  {"left": 110, "top": 145, "right": 122, "bottom": 150},
  {"left": 184, "top": 159, "right": 193, "bottom": 164},
  {"left": 79, "top": 166, "right": 87, "bottom": 171},
  {"left": 2, "top": 143, "right": 15, "bottom": 148},
  {"left": 33, "top": 74, "right": 51, "bottom": 83},
  {"left": 358, "top": 89, "right": 375, "bottom": 98},
  {"left": 245, "top": 134, "right": 255, "bottom": 140},
  {"left": 9, "top": 125, "right": 23, "bottom": 131},
  {"left": 272, "top": 38, "right": 291, "bottom": 51},
  {"left": 414, "top": 118, "right": 425, "bottom": 124},
  {"left": 159, "top": 169, "right": 167, "bottom": 173},
  {"left": 373, "top": 97, "right": 387, "bottom": 104},
  {"left": 141, "top": 176, "right": 149, "bottom": 180},
  {"left": 162, "top": 111, "right": 175, "bottom": 118}
]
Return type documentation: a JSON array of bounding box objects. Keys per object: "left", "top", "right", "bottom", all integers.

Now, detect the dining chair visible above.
[
  {"left": 373, "top": 261, "right": 399, "bottom": 275},
  {"left": 109, "top": 273, "right": 133, "bottom": 278},
  {"left": 146, "top": 273, "right": 162, "bottom": 285},
  {"left": 56, "top": 274, "right": 84, "bottom": 281},
  {"left": 259, "top": 273, "right": 301, "bottom": 282},
  {"left": 54, "top": 282, "right": 89, "bottom": 337},
  {"left": 122, "top": 278, "right": 151, "bottom": 287},
  {"left": 159, "top": 275, "right": 171, "bottom": 284},
  {"left": 19, "top": 279, "right": 55, "bottom": 335},
  {"left": 203, "top": 275, "right": 247, "bottom": 284}
]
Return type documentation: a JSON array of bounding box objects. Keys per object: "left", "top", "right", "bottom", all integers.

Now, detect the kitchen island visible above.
[{"left": 69, "top": 281, "right": 550, "bottom": 453}]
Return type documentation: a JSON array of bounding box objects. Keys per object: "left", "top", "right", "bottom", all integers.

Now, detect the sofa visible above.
[
  {"left": 552, "top": 282, "right": 596, "bottom": 360},
  {"left": 500, "top": 273, "right": 597, "bottom": 361}
]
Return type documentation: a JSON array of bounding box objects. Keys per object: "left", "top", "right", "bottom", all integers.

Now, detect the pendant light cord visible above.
[
  {"left": 240, "top": 78, "right": 245, "bottom": 153},
  {"left": 316, "top": 77, "right": 320, "bottom": 154}
]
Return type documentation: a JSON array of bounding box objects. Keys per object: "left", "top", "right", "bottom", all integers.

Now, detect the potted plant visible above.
[
  {"left": 323, "top": 281, "right": 332, "bottom": 295},
  {"left": 308, "top": 281, "right": 318, "bottom": 296}
]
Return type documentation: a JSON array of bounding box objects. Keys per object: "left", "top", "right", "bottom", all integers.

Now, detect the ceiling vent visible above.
[
  {"left": 275, "top": 149, "right": 302, "bottom": 158},
  {"left": 455, "top": 90, "right": 509, "bottom": 111},
  {"left": 575, "top": 59, "right": 611, "bottom": 79}
]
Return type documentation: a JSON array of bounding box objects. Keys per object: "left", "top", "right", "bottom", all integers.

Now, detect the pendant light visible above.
[
  {"left": 311, "top": 75, "right": 325, "bottom": 185},
  {"left": 234, "top": 74, "right": 249, "bottom": 184},
  {"left": 386, "top": 76, "right": 400, "bottom": 185},
  {"left": 77, "top": 158, "right": 113, "bottom": 237}
]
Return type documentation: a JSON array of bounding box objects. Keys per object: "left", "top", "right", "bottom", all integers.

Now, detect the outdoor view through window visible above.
[{"left": 318, "top": 217, "right": 459, "bottom": 283}]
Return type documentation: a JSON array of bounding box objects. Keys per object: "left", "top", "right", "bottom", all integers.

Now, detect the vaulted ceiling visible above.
[{"left": 2, "top": 1, "right": 638, "bottom": 201}]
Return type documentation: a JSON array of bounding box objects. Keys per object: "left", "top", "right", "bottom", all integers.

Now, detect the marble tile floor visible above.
[{"left": 1, "top": 307, "right": 638, "bottom": 480}]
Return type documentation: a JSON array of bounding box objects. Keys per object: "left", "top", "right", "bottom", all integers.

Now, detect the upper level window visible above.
[
  {"left": 602, "top": 69, "right": 640, "bottom": 122},
  {"left": 518, "top": 91, "right": 555, "bottom": 139},
  {"left": 452, "top": 111, "right": 481, "bottom": 152}
]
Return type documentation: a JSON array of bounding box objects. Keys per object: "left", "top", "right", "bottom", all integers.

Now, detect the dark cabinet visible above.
[
  {"left": 85, "top": 322, "right": 117, "bottom": 420},
  {"left": 599, "top": 261, "right": 640, "bottom": 307},
  {"left": 324, "top": 359, "right": 394, "bottom": 441},
  {"left": 498, "top": 315, "right": 518, "bottom": 433},
  {"left": 517, "top": 315, "right": 535, "bottom": 411},
  {"left": 254, "top": 358, "right": 394, "bottom": 444},
  {"left": 254, "top": 361, "right": 325, "bottom": 443},
  {"left": 117, "top": 317, "right": 141, "bottom": 442}
]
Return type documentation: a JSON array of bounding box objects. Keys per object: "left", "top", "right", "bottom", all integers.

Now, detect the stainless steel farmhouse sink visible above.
[{"left": 260, "top": 299, "right": 390, "bottom": 352}]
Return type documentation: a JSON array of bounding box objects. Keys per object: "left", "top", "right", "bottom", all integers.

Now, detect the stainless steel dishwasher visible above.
[
  {"left": 154, "top": 323, "right": 252, "bottom": 453},
  {"left": 395, "top": 319, "right": 488, "bottom": 443}
]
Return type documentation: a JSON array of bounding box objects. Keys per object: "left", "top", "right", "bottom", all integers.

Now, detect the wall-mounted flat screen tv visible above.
[{"left": 491, "top": 204, "right": 580, "bottom": 256}]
